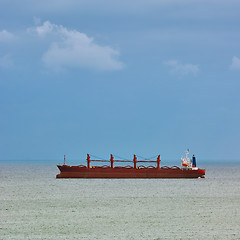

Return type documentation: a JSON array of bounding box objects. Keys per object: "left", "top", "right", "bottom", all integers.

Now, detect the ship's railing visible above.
[{"left": 86, "top": 154, "right": 161, "bottom": 169}]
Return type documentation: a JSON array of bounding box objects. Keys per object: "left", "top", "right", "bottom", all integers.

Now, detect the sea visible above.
[{"left": 0, "top": 162, "right": 240, "bottom": 240}]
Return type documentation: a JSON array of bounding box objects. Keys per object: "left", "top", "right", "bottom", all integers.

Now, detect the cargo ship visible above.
[{"left": 56, "top": 150, "right": 205, "bottom": 178}]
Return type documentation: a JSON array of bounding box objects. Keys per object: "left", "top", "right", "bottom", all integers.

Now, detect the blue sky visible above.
[{"left": 1, "top": 0, "right": 240, "bottom": 163}]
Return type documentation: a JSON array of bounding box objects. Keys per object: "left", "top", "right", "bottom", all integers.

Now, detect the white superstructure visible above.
[{"left": 181, "top": 149, "right": 198, "bottom": 170}]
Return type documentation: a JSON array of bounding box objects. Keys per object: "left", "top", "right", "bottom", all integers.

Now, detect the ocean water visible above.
[{"left": 0, "top": 162, "right": 240, "bottom": 240}]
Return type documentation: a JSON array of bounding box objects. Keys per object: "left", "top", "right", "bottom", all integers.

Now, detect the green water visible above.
[{"left": 0, "top": 163, "right": 239, "bottom": 239}]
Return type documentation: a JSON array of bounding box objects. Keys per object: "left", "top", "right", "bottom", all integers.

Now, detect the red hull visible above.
[{"left": 56, "top": 165, "right": 205, "bottom": 179}]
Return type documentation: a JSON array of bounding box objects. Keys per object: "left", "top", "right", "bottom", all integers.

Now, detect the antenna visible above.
[{"left": 64, "top": 155, "right": 66, "bottom": 165}]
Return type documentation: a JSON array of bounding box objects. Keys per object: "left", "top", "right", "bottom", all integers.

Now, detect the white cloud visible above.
[
  {"left": 0, "top": 30, "right": 15, "bottom": 42},
  {"left": 30, "top": 21, "right": 123, "bottom": 71},
  {"left": 34, "top": 21, "right": 55, "bottom": 36},
  {"left": 164, "top": 60, "right": 199, "bottom": 76},
  {"left": 0, "top": 55, "right": 13, "bottom": 68},
  {"left": 230, "top": 56, "right": 240, "bottom": 70}
]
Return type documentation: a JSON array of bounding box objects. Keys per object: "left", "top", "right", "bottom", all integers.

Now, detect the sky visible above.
[{"left": 0, "top": 0, "right": 240, "bottom": 163}]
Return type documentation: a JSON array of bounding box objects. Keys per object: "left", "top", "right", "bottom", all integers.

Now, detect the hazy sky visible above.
[{"left": 1, "top": 0, "right": 240, "bottom": 163}]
